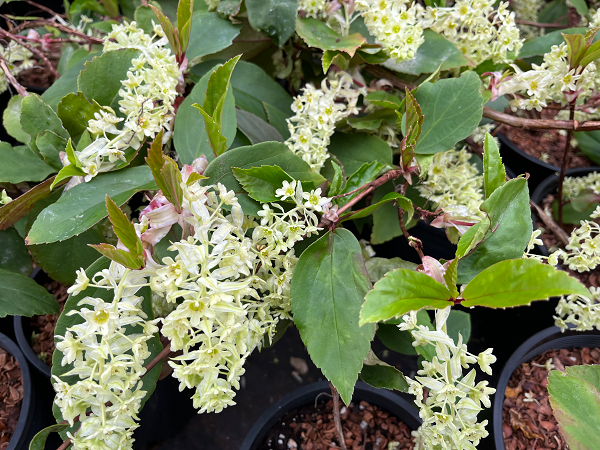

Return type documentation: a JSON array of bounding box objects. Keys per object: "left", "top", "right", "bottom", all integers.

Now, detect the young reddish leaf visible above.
[
  {"left": 105, "top": 195, "right": 144, "bottom": 257},
  {"left": 89, "top": 243, "right": 144, "bottom": 269},
  {"left": 563, "top": 33, "right": 587, "bottom": 69}
]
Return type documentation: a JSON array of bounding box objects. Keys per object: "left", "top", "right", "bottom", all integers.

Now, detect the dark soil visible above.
[
  {"left": 30, "top": 281, "right": 68, "bottom": 366},
  {"left": 0, "top": 347, "right": 23, "bottom": 450},
  {"left": 500, "top": 112, "right": 593, "bottom": 169},
  {"left": 502, "top": 347, "right": 600, "bottom": 450},
  {"left": 260, "top": 398, "right": 415, "bottom": 450},
  {"left": 18, "top": 65, "right": 56, "bottom": 91}
]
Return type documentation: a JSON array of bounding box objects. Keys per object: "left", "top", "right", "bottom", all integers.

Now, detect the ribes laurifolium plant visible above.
[{"left": 0, "top": 0, "right": 596, "bottom": 449}]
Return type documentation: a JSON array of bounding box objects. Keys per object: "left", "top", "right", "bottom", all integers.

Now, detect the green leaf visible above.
[
  {"left": 457, "top": 178, "right": 532, "bottom": 284},
  {"left": 20, "top": 93, "right": 69, "bottom": 154},
  {"left": 365, "top": 257, "right": 417, "bottom": 283},
  {"left": 0, "top": 268, "right": 58, "bottom": 317},
  {"left": 29, "top": 424, "right": 69, "bottom": 450},
  {"left": 328, "top": 160, "right": 344, "bottom": 196},
  {"left": 296, "top": 18, "right": 366, "bottom": 56},
  {"left": 0, "top": 227, "right": 32, "bottom": 276},
  {"left": 236, "top": 109, "right": 284, "bottom": 144},
  {"left": 519, "top": 27, "right": 591, "bottom": 59},
  {"left": 89, "top": 242, "right": 145, "bottom": 269},
  {"left": 461, "top": 259, "right": 588, "bottom": 307},
  {"left": 360, "top": 359, "right": 408, "bottom": 392},
  {"left": 3, "top": 96, "right": 29, "bottom": 143},
  {"left": 36, "top": 130, "right": 67, "bottom": 171},
  {"left": 186, "top": 11, "right": 242, "bottom": 63},
  {"left": 414, "top": 71, "right": 484, "bottom": 155},
  {"left": 134, "top": 5, "right": 156, "bottom": 34},
  {"left": 483, "top": 133, "right": 506, "bottom": 198},
  {"left": 52, "top": 257, "right": 162, "bottom": 420},
  {"left": 0, "top": 177, "right": 65, "bottom": 231},
  {"left": 337, "top": 161, "right": 384, "bottom": 207},
  {"left": 548, "top": 365, "right": 600, "bottom": 450},
  {"left": 538, "top": 0, "right": 569, "bottom": 25},
  {"left": 564, "top": 32, "right": 587, "bottom": 68},
  {"left": 27, "top": 166, "right": 157, "bottom": 245},
  {"left": 446, "top": 310, "right": 471, "bottom": 344},
  {"left": 574, "top": 130, "right": 600, "bottom": 165},
  {"left": 105, "top": 195, "right": 143, "bottom": 256},
  {"left": 360, "top": 269, "right": 452, "bottom": 325},
  {"left": 232, "top": 165, "right": 304, "bottom": 203},
  {"left": 246, "top": 0, "right": 298, "bottom": 47},
  {"left": 77, "top": 49, "right": 141, "bottom": 112},
  {"left": 202, "top": 141, "right": 325, "bottom": 215},
  {"left": 0, "top": 143, "right": 54, "bottom": 183},
  {"left": 328, "top": 133, "right": 393, "bottom": 175},
  {"left": 150, "top": 5, "right": 179, "bottom": 55},
  {"left": 204, "top": 55, "right": 241, "bottom": 117},
  {"left": 42, "top": 51, "right": 99, "bottom": 110},
  {"left": 401, "top": 89, "right": 424, "bottom": 168},
  {"left": 57, "top": 92, "right": 102, "bottom": 139},
  {"left": 365, "top": 91, "right": 402, "bottom": 110},
  {"left": 382, "top": 30, "right": 473, "bottom": 76},
  {"left": 51, "top": 164, "right": 86, "bottom": 190},
  {"left": 377, "top": 324, "right": 416, "bottom": 355},
  {"left": 341, "top": 192, "right": 413, "bottom": 223},
  {"left": 370, "top": 182, "right": 402, "bottom": 245},
  {"left": 28, "top": 227, "right": 104, "bottom": 285},
  {"left": 291, "top": 229, "right": 376, "bottom": 405},
  {"left": 322, "top": 49, "right": 351, "bottom": 72},
  {"left": 193, "top": 103, "right": 229, "bottom": 156},
  {"left": 177, "top": 0, "right": 194, "bottom": 52},
  {"left": 174, "top": 64, "right": 237, "bottom": 164}
]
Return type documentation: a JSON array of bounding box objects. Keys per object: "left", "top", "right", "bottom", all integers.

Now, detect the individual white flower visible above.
[
  {"left": 0, "top": 190, "right": 11, "bottom": 205},
  {"left": 67, "top": 269, "right": 90, "bottom": 295},
  {"left": 275, "top": 180, "right": 297, "bottom": 200},
  {"left": 303, "top": 188, "right": 329, "bottom": 211}
]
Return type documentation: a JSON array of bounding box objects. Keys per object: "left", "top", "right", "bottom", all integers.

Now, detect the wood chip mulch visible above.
[
  {"left": 500, "top": 110, "right": 593, "bottom": 170},
  {"left": 30, "top": 281, "right": 68, "bottom": 367},
  {"left": 502, "top": 347, "right": 600, "bottom": 450},
  {"left": 0, "top": 347, "right": 23, "bottom": 450},
  {"left": 260, "top": 398, "right": 415, "bottom": 450}
]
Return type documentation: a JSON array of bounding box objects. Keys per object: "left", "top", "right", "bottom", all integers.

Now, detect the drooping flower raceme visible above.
[
  {"left": 402, "top": 307, "right": 496, "bottom": 450},
  {"left": 62, "top": 21, "right": 179, "bottom": 182},
  {"left": 298, "top": 0, "right": 328, "bottom": 18},
  {"left": 0, "top": 40, "right": 34, "bottom": 94},
  {"left": 286, "top": 71, "right": 362, "bottom": 171},
  {"left": 425, "top": 0, "right": 522, "bottom": 65},
  {"left": 497, "top": 42, "right": 600, "bottom": 112},
  {"left": 53, "top": 263, "right": 160, "bottom": 450},
  {"left": 555, "top": 287, "right": 600, "bottom": 332},
  {"left": 356, "top": 0, "right": 426, "bottom": 62},
  {"left": 563, "top": 171, "right": 600, "bottom": 198},
  {"left": 418, "top": 148, "right": 485, "bottom": 243}
]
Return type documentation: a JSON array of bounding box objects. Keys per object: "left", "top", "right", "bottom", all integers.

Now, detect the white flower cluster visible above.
[
  {"left": 54, "top": 161, "right": 330, "bottom": 446},
  {"left": 298, "top": 0, "right": 328, "bottom": 18},
  {"left": 426, "top": 0, "right": 522, "bottom": 65},
  {"left": 592, "top": 9, "right": 600, "bottom": 28},
  {"left": 53, "top": 264, "right": 160, "bottom": 450},
  {"left": 555, "top": 287, "right": 600, "bottom": 331},
  {"left": 401, "top": 307, "right": 496, "bottom": 450},
  {"left": 470, "top": 123, "right": 496, "bottom": 146},
  {"left": 286, "top": 71, "right": 361, "bottom": 171},
  {"left": 64, "top": 22, "right": 179, "bottom": 182},
  {"left": 356, "top": 0, "right": 426, "bottom": 62},
  {"left": 511, "top": 0, "right": 544, "bottom": 40},
  {"left": 0, "top": 40, "right": 34, "bottom": 94},
  {"left": 548, "top": 206, "right": 600, "bottom": 272},
  {"left": 152, "top": 178, "right": 327, "bottom": 413},
  {"left": 499, "top": 42, "right": 600, "bottom": 112},
  {"left": 418, "top": 148, "right": 485, "bottom": 242},
  {"left": 563, "top": 171, "right": 600, "bottom": 199}
]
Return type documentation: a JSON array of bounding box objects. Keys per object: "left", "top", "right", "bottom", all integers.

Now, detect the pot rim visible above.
[
  {"left": 239, "top": 380, "right": 421, "bottom": 450},
  {"left": 0, "top": 331, "right": 34, "bottom": 450},
  {"left": 497, "top": 132, "right": 560, "bottom": 172},
  {"left": 492, "top": 326, "right": 600, "bottom": 450}
]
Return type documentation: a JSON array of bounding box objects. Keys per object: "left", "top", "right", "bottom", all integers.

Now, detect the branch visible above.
[
  {"left": 21, "top": 0, "right": 65, "bottom": 17},
  {"left": 0, "top": 58, "right": 28, "bottom": 97},
  {"left": 0, "top": 28, "right": 59, "bottom": 79},
  {"left": 142, "top": 341, "right": 172, "bottom": 375},
  {"left": 57, "top": 438, "right": 71, "bottom": 450},
  {"left": 329, "top": 382, "right": 348, "bottom": 450},
  {"left": 530, "top": 200, "right": 570, "bottom": 247},
  {"left": 398, "top": 205, "right": 424, "bottom": 261},
  {"left": 483, "top": 106, "right": 600, "bottom": 131},
  {"left": 11, "top": 20, "right": 104, "bottom": 44}
]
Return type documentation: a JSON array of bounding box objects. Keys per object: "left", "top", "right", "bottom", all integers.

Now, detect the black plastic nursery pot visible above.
[
  {"left": 13, "top": 316, "right": 51, "bottom": 378},
  {"left": 497, "top": 132, "right": 561, "bottom": 192},
  {"left": 492, "top": 326, "right": 600, "bottom": 450},
  {"left": 0, "top": 332, "right": 34, "bottom": 450},
  {"left": 239, "top": 380, "right": 421, "bottom": 450}
]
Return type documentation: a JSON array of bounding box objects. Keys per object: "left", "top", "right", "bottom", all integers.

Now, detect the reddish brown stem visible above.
[
  {"left": 398, "top": 206, "right": 425, "bottom": 261},
  {"left": 0, "top": 28, "right": 59, "bottom": 79},
  {"left": 57, "top": 438, "right": 71, "bottom": 450},
  {"left": 557, "top": 103, "right": 576, "bottom": 226},
  {"left": 11, "top": 20, "right": 105, "bottom": 44},
  {"left": 530, "top": 200, "right": 569, "bottom": 247},
  {"left": 329, "top": 382, "right": 348, "bottom": 450},
  {"left": 143, "top": 341, "right": 172, "bottom": 375},
  {"left": 482, "top": 106, "right": 600, "bottom": 131},
  {"left": 0, "top": 59, "right": 28, "bottom": 97}
]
